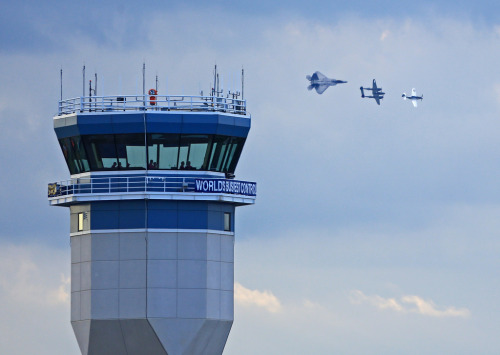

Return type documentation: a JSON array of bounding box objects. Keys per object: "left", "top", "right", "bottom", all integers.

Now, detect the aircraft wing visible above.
[
  {"left": 374, "top": 95, "right": 381, "bottom": 105},
  {"left": 412, "top": 99, "right": 418, "bottom": 108},
  {"left": 315, "top": 85, "right": 329, "bottom": 94},
  {"left": 372, "top": 80, "right": 378, "bottom": 91},
  {"left": 411, "top": 88, "right": 417, "bottom": 97},
  {"left": 314, "top": 71, "right": 327, "bottom": 80}
]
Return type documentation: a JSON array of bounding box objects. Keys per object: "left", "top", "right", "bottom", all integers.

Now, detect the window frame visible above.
[
  {"left": 77, "top": 212, "right": 84, "bottom": 232},
  {"left": 224, "top": 212, "right": 231, "bottom": 232}
]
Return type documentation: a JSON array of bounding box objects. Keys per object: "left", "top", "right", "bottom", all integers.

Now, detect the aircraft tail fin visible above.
[
  {"left": 402, "top": 93, "right": 407, "bottom": 100},
  {"left": 360, "top": 87, "right": 365, "bottom": 98},
  {"left": 306, "top": 75, "right": 312, "bottom": 81}
]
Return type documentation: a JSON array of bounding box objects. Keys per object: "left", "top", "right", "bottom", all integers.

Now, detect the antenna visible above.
[
  {"left": 94, "top": 73, "right": 98, "bottom": 97},
  {"left": 213, "top": 64, "right": 217, "bottom": 97},
  {"left": 217, "top": 73, "right": 220, "bottom": 96},
  {"left": 241, "top": 67, "right": 244, "bottom": 100},
  {"left": 142, "top": 63, "right": 146, "bottom": 95},
  {"left": 142, "top": 62, "right": 146, "bottom": 105},
  {"left": 82, "top": 64, "right": 86, "bottom": 97},
  {"left": 60, "top": 68, "right": 63, "bottom": 102},
  {"left": 156, "top": 74, "right": 158, "bottom": 92}
]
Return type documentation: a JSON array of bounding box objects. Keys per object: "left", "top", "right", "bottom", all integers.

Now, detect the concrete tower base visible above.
[
  {"left": 72, "top": 318, "right": 232, "bottom": 355},
  {"left": 70, "top": 200, "right": 236, "bottom": 355}
]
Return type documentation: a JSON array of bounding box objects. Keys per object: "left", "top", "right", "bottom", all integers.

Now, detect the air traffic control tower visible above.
[{"left": 48, "top": 76, "right": 256, "bottom": 354}]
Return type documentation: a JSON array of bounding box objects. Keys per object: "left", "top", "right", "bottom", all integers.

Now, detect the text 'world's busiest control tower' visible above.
[{"left": 48, "top": 67, "right": 256, "bottom": 355}]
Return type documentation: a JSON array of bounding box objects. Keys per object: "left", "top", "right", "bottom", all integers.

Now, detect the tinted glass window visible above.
[
  {"left": 226, "top": 137, "right": 245, "bottom": 173},
  {"left": 59, "top": 137, "right": 90, "bottom": 174},
  {"left": 208, "top": 136, "right": 231, "bottom": 171},
  {"left": 115, "top": 134, "right": 146, "bottom": 169},
  {"left": 224, "top": 212, "right": 231, "bottom": 231},
  {"left": 61, "top": 133, "right": 245, "bottom": 173},
  {"left": 72, "top": 136, "right": 90, "bottom": 172},
  {"left": 83, "top": 134, "right": 117, "bottom": 170},
  {"left": 179, "top": 135, "right": 210, "bottom": 170},
  {"left": 148, "top": 134, "right": 180, "bottom": 169}
]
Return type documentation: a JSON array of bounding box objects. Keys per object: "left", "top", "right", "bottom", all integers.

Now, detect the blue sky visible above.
[{"left": 1, "top": 1, "right": 499, "bottom": 354}]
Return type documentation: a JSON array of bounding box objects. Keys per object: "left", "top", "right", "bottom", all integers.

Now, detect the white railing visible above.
[
  {"left": 58, "top": 95, "right": 247, "bottom": 116},
  {"left": 48, "top": 176, "right": 204, "bottom": 197}
]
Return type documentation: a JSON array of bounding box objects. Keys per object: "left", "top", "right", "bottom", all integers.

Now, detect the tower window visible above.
[
  {"left": 224, "top": 212, "right": 231, "bottom": 231},
  {"left": 78, "top": 212, "right": 84, "bottom": 231}
]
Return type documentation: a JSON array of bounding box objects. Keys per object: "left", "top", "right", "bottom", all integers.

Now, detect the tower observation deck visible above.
[{"left": 48, "top": 84, "right": 256, "bottom": 354}]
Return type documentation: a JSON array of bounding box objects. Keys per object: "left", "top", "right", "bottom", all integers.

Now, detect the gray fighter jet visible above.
[
  {"left": 306, "top": 71, "right": 347, "bottom": 94},
  {"left": 360, "top": 79, "right": 385, "bottom": 105}
]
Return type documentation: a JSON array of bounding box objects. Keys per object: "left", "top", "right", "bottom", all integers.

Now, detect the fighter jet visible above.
[
  {"left": 360, "top": 79, "right": 385, "bottom": 105},
  {"left": 402, "top": 88, "right": 423, "bottom": 107},
  {"left": 306, "top": 71, "right": 347, "bottom": 94}
]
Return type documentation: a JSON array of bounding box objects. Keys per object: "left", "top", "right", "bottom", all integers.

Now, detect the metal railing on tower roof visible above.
[{"left": 58, "top": 95, "right": 247, "bottom": 116}]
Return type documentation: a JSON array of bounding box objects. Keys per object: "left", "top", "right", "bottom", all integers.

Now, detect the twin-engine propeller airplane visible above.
[
  {"left": 360, "top": 79, "right": 385, "bottom": 105},
  {"left": 402, "top": 88, "right": 423, "bottom": 107},
  {"left": 306, "top": 71, "right": 347, "bottom": 94}
]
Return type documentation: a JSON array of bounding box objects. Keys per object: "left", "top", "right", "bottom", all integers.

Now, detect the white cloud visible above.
[
  {"left": 350, "top": 289, "right": 404, "bottom": 312},
  {"left": 0, "top": 244, "right": 70, "bottom": 307},
  {"left": 350, "top": 290, "right": 470, "bottom": 318},
  {"left": 380, "top": 29, "right": 391, "bottom": 41},
  {"left": 401, "top": 295, "right": 471, "bottom": 318},
  {"left": 235, "top": 282, "right": 282, "bottom": 313},
  {"left": 0, "top": 243, "right": 76, "bottom": 355}
]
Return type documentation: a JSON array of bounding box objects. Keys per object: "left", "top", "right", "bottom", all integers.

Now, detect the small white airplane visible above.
[{"left": 402, "top": 88, "right": 423, "bottom": 107}]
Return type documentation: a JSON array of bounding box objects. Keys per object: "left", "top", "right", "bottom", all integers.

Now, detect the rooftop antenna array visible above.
[{"left": 69, "top": 64, "right": 245, "bottom": 106}]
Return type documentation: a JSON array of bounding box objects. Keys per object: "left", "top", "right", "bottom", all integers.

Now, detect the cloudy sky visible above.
[{"left": 1, "top": 1, "right": 499, "bottom": 354}]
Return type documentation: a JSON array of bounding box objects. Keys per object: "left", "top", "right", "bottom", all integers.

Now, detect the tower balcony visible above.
[{"left": 48, "top": 172, "right": 256, "bottom": 207}]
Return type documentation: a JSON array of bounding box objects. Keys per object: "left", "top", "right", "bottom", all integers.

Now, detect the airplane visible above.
[
  {"left": 306, "top": 71, "right": 347, "bottom": 94},
  {"left": 402, "top": 88, "right": 423, "bottom": 107},
  {"left": 360, "top": 79, "right": 385, "bottom": 105}
]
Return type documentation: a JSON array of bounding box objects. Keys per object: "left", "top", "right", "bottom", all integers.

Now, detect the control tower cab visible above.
[{"left": 48, "top": 77, "right": 256, "bottom": 355}]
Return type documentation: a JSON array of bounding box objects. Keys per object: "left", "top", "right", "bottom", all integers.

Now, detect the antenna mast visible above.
[
  {"left": 142, "top": 63, "right": 146, "bottom": 104},
  {"left": 60, "top": 68, "right": 63, "bottom": 102},
  {"left": 213, "top": 64, "right": 217, "bottom": 97},
  {"left": 241, "top": 67, "right": 244, "bottom": 100},
  {"left": 82, "top": 65, "right": 86, "bottom": 97}
]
